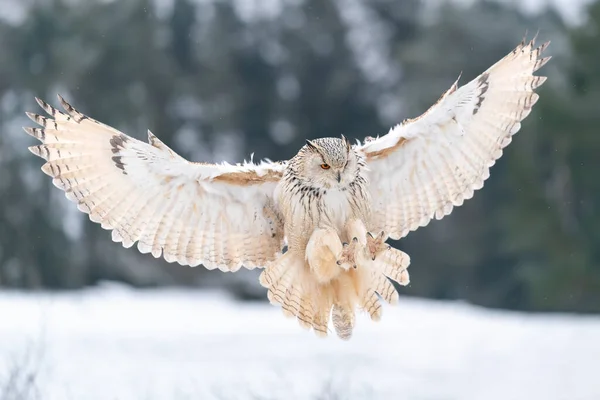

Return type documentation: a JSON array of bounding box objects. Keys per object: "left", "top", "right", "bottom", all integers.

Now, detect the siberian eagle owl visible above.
[{"left": 24, "top": 37, "right": 550, "bottom": 339}]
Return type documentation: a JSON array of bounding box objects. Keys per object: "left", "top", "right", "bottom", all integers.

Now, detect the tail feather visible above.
[
  {"left": 331, "top": 272, "right": 360, "bottom": 340},
  {"left": 379, "top": 248, "right": 411, "bottom": 285},
  {"left": 262, "top": 253, "right": 319, "bottom": 330},
  {"left": 360, "top": 290, "right": 382, "bottom": 321},
  {"left": 312, "top": 294, "right": 332, "bottom": 337},
  {"left": 331, "top": 303, "right": 355, "bottom": 340},
  {"left": 352, "top": 262, "right": 383, "bottom": 321},
  {"left": 262, "top": 253, "right": 299, "bottom": 306},
  {"left": 259, "top": 252, "right": 291, "bottom": 289},
  {"left": 375, "top": 274, "right": 399, "bottom": 305}
]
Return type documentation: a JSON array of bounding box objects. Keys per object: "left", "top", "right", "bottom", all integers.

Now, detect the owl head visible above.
[{"left": 296, "top": 136, "right": 360, "bottom": 189}]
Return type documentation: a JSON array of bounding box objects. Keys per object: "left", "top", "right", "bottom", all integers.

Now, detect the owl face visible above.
[{"left": 300, "top": 136, "right": 359, "bottom": 189}]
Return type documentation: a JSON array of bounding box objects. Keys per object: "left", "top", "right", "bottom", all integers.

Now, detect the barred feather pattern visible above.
[
  {"left": 358, "top": 36, "right": 551, "bottom": 239},
  {"left": 23, "top": 35, "right": 550, "bottom": 341},
  {"left": 25, "top": 96, "right": 286, "bottom": 271},
  {"left": 258, "top": 246, "right": 410, "bottom": 339}
]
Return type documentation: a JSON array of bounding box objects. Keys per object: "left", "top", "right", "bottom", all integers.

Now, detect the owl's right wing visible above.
[
  {"left": 356, "top": 36, "right": 550, "bottom": 240},
  {"left": 25, "top": 96, "right": 287, "bottom": 271}
]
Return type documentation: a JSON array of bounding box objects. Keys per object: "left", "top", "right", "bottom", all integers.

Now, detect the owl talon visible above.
[
  {"left": 366, "top": 231, "right": 389, "bottom": 261},
  {"left": 337, "top": 239, "right": 359, "bottom": 270}
]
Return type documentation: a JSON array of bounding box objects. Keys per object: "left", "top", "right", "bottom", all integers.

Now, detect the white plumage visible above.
[{"left": 24, "top": 36, "right": 550, "bottom": 339}]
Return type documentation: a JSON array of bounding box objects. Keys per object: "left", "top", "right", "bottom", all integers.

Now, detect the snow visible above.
[{"left": 1, "top": 282, "right": 599, "bottom": 400}]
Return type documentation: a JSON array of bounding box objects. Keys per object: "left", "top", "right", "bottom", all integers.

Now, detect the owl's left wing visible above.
[
  {"left": 357, "top": 37, "right": 550, "bottom": 240},
  {"left": 24, "top": 96, "right": 287, "bottom": 271}
]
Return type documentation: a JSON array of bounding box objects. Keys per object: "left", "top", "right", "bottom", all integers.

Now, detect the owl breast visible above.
[
  {"left": 320, "top": 189, "right": 354, "bottom": 232},
  {"left": 275, "top": 174, "right": 371, "bottom": 250}
]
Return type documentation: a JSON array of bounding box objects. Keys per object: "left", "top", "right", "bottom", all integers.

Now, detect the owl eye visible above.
[{"left": 320, "top": 163, "right": 330, "bottom": 170}]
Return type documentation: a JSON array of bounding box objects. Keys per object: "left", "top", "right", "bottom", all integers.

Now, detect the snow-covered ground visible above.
[{"left": 1, "top": 283, "right": 599, "bottom": 400}]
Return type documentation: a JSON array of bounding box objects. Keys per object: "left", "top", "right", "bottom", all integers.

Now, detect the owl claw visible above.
[
  {"left": 366, "top": 231, "right": 389, "bottom": 261},
  {"left": 337, "top": 239, "right": 359, "bottom": 270}
]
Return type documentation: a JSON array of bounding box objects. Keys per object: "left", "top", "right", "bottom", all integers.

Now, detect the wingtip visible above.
[
  {"left": 147, "top": 129, "right": 160, "bottom": 147},
  {"left": 520, "top": 29, "right": 528, "bottom": 46},
  {"left": 22, "top": 126, "right": 35, "bottom": 137},
  {"left": 539, "top": 40, "right": 551, "bottom": 52},
  {"left": 453, "top": 71, "right": 463, "bottom": 87},
  {"left": 34, "top": 97, "right": 45, "bottom": 108},
  {"left": 28, "top": 145, "right": 41, "bottom": 157},
  {"left": 25, "top": 111, "right": 39, "bottom": 124},
  {"left": 55, "top": 94, "right": 88, "bottom": 122},
  {"left": 34, "top": 97, "right": 57, "bottom": 117},
  {"left": 529, "top": 28, "right": 541, "bottom": 47},
  {"left": 57, "top": 93, "right": 70, "bottom": 109},
  {"left": 517, "top": 29, "right": 541, "bottom": 51},
  {"left": 520, "top": 29, "right": 547, "bottom": 51},
  {"left": 534, "top": 55, "right": 552, "bottom": 72},
  {"left": 57, "top": 93, "right": 74, "bottom": 112}
]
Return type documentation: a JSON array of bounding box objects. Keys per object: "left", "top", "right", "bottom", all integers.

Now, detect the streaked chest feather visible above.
[
  {"left": 320, "top": 189, "right": 353, "bottom": 229},
  {"left": 277, "top": 174, "right": 370, "bottom": 233}
]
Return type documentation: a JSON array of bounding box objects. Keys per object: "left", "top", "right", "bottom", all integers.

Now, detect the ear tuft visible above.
[
  {"left": 305, "top": 139, "right": 319, "bottom": 151},
  {"left": 341, "top": 134, "right": 352, "bottom": 152}
]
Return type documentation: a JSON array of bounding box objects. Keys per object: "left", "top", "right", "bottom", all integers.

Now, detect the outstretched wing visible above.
[
  {"left": 25, "top": 96, "right": 287, "bottom": 271},
  {"left": 357, "top": 36, "right": 551, "bottom": 240}
]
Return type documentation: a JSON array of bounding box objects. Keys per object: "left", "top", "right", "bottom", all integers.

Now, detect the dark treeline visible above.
[{"left": 0, "top": 0, "right": 598, "bottom": 313}]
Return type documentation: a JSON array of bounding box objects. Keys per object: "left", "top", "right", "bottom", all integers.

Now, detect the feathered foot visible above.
[
  {"left": 306, "top": 226, "right": 345, "bottom": 283},
  {"left": 336, "top": 237, "right": 359, "bottom": 270},
  {"left": 366, "top": 231, "right": 390, "bottom": 261}
]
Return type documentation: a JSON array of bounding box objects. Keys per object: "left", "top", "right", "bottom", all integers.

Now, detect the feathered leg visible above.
[
  {"left": 342, "top": 219, "right": 369, "bottom": 268},
  {"left": 305, "top": 226, "right": 345, "bottom": 284},
  {"left": 344, "top": 218, "right": 368, "bottom": 245}
]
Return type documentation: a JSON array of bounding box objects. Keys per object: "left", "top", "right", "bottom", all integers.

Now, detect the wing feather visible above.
[
  {"left": 357, "top": 36, "right": 550, "bottom": 239},
  {"left": 25, "top": 96, "right": 287, "bottom": 270}
]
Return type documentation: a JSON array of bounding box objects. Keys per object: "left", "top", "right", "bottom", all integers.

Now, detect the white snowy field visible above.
[{"left": 1, "top": 283, "right": 599, "bottom": 400}]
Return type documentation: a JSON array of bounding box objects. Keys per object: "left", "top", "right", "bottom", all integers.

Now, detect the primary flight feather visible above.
[{"left": 24, "top": 36, "right": 550, "bottom": 339}]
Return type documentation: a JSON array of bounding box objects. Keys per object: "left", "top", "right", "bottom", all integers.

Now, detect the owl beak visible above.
[{"left": 336, "top": 172, "right": 341, "bottom": 183}]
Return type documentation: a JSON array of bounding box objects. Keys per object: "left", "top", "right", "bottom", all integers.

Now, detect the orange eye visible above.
[{"left": 320, "top": 163, "right": 330, "bottom": 170}]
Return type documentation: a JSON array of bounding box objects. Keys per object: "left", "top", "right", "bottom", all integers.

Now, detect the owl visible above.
[{"left": 24, "top": 37, "right": 549, "bottom": 339}]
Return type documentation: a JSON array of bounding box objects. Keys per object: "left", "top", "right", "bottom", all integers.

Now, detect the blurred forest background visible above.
[{"left": 0, "top": 0, "right": 598, "bottom": 314}]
